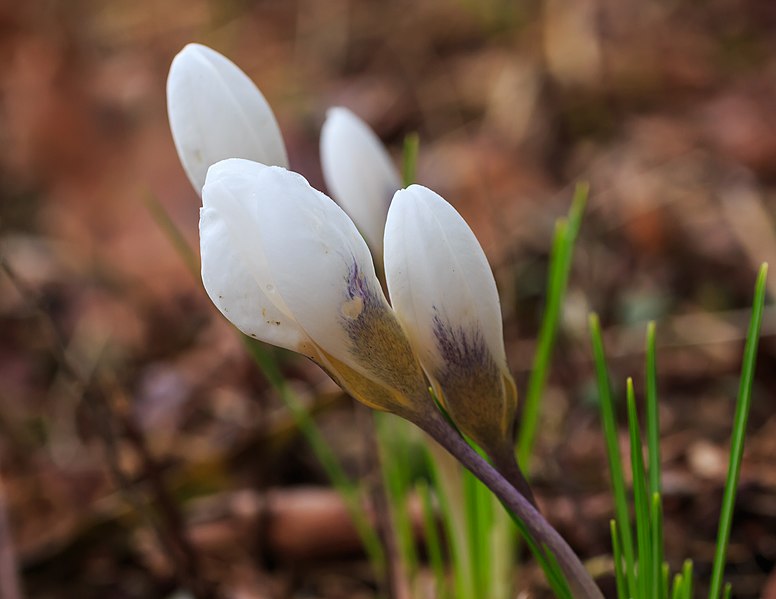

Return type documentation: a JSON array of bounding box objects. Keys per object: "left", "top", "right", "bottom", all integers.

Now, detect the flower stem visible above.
[
  {"left": 416, "top": 409, "right": 604, "bottom": 599},
  {"left": 490, "top": 448, "right": 538, "bottom": 510}
]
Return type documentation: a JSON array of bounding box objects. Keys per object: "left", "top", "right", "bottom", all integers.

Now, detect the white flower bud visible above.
[
  {"left": 384, "top": 184, "right": 517, "bottom": 449},
  {"left": 320, "top": 107, "right": 401, "bottom": 266},
  {"left": 200, "top": 159, "right": 428, "bottom": 415},
  {"left": 167, "top": 43, "right": 288, "bottom": 195}
]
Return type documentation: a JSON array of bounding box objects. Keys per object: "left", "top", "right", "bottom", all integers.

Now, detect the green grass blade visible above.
[
  {"left": 517, "top": 219, "right": 566, "bottom": 465},
  {"left": 402, "top": 132, "right": 420, "bottom": 187},
  {"left": 426, "top": 447, "right": 475, "bottom": 599},
  {"left": 662, "top": 562, "right": 670, "bottom": 599},
  {"left": 671, "top": 574, "right": 684, "bottom": 599},
  {"left": 646, "top": 321, "right": 661, "bottom": 497},
  {"left": 610, "top": 519, "right": 627, "bottom": 599},
  {"left": 256, "top": 339, "right": 385, "bottom": 574},
  {"left": 722, "top": 583, "right": 732, "bottom": 599},
  {"left": 488, "top": 496, "right": 514, "bottom": 599},
  {"left": 376, "top": 415, "right": 419, "bottom": 581},
  {"left": 627, "top": 378, "right": 651, "bottom": 599},
  {"left": 517, "top": 183, "right": 587, "bottom": 470},
  {"left": 589, "top": 314, "right": 638, "bottom": 599},
  {"left": 681, "top": 560, "right": 693, "bottom": 599},
  {"left": 492, "top": 495, "right": 573, "bottom": 599},
  {"left": 463, "top": 468, "right": 488, "bottom": 595},
  {"left": 144, "top": 192, "right": 200, "bottom": 279},
  {"left": 646, "top": 321, "right": 664, "bottom": 599},
  {"left": 418, "top": 481, "right": 447, "bottom": 598},
  {"left": 708, "top": 263, "right": 768, "bottom": 599},
  {"left": 651, "top": 493, "right": 664, "bottom": 599},
  {"left": 540, "top": 542, "right": 575, "bottom": 599},
  {"left": 274, "top": 374, "right": 386, "bottom": 573}
]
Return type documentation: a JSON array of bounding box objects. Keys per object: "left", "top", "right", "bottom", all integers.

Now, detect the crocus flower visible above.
[
  {"left": 168, "top": 45, "right": 605, "bottom": 599},
  {"left": 200, "top": 158, "right": 428, "bottom": 417},
  {"left": 167, "top": 43, "right": 288, "bottom": 195},
  {"left": 198, "top": 160, "right": 599, "bottom": 597},
  {"left": 167, "top": 41, "right": 527, "bottom": 492},
  {"left": 384, "top": 184, "right": 518, "bottom": 462},
  {"left": 320, "top": 107, "right": 402, "bottom": 267}
]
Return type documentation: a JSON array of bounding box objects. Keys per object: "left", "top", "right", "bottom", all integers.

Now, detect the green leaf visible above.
[
  {"left": 681, "top": 560, "right": 693, "bottom": 599},
  {"left": 589, "top": 314, "right": 638, "bottom": 599},
  {"left": 517, "top": 183, "right": 587, "bottom": 470},
  {"left": 708, "top": 263, "right": 768, "bottom": 599},
  {"left": 651, "top": 493, "right": 664, "bottom": 599},
  {"left": 610, "top": 519, "right": 627, "bottom": 599},
  {"left": 646, "top": 321, "right": 661, "bottom": 497},
  {"left": 671, "top": 573, "right": 684, "bottom": 599},
  {"left": 402, "top": 132, "right": 420, "bottom": 187},
  {"left": 627, "top": 378, "right": 651, "bottom": 599},
  {"left": 418, "top": 481, "right": 448, "bottom": 598},
  {"left": 376, "top": 414, "right": 419, "bottom": 580},
  {"left": 144, "top": 191, "right": 200, "bottom": 278}
]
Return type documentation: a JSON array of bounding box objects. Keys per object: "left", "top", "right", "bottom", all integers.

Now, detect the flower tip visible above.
[
  {"left": 319, "top": 106, "right": 400, "bottom": 262},
  {"left": 406, "top": 183, "right": 444, "bottom": 201},
  {"left": 180, "top": 41, "right": 209, "bottom": 54},
  {"left": 323, "top": 106, "right": 371, "bottom": 137},
  {"left": 204, "top": 157, "right": 269, "bottom": 186},
  {"left": 168, "top": 43, "right": 216, "bottom": 81},
  {"left": 320, "top": 107, "right": 361, "bottom": 153},
  {"left": 173, "top": 42, "right": 204, "bottom": 60},
  {"left": 323, "top": 106, "right": 351, "bottom": 124},
  {"left": 387, "top": 185, "right": 440, "bottom": 221},
  {"left": 167, "top": 43, "right": 289, "bottom": 195}
]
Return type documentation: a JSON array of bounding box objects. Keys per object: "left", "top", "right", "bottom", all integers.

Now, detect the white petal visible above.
[
  {"left": 227, "top": 162, "right": 379, "bottom": 366},
  {"left": 167, "top": 43, "right": 288, "bottom": 195},
  {"left": 320, "top": 107, "right": 401, "bottom": 263},
  {"left": 199, "top": 162, "right": 312, "bottom": 355},
  {"left": 203, "top": 160, "right": 380, "bottom": 371},
  {"left": 384, "top": 184, "right": 508, "bottom": 376},
  {"left": 200, "top": 205, "right": 311, "bottom": 355},
  {"left": 203, "top": 159, "right": 429, "bottom": 412}
]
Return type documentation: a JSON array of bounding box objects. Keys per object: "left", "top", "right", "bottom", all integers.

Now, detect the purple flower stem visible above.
[{"left": 415, "top": 409, "right": 604, "bottom": 599}]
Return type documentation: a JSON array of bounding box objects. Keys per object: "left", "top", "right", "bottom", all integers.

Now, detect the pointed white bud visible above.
[
  {"left": 200, "top": 159, "right": 428, "bottom": 414},
  {"left": 384, "top": 184, "right": 517, "bottom": 449},
  {"left": 320, "top": 107, "right": 401, "bottom": 265},
  {"left": 167, "top": 43, "right": 288, "bottom": 195}
]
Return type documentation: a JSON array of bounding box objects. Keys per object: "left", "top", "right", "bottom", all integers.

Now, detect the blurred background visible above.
[{"left": 2, "top": 0, "right": 776, "bottom": 597}]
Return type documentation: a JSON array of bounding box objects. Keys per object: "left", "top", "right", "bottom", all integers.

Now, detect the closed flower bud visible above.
[
  {"left": 200, "top": 159, "right": 428, "bottom": 417},
  {"left": 384, "top": 184, "right": 518, "bottom": 455},
  {"left": 320, "top": 107, "right": 401, "bottom": 267},
  {"left": 167, "top": 43, "right": 288, "bottom": 195}
]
